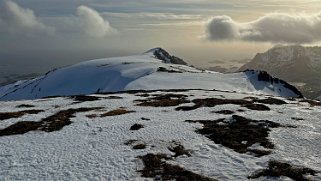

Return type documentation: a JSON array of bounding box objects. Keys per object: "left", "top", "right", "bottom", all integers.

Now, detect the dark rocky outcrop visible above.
[
  {"left": 146, "top": 47, "right": 188, "bottom": 65},
  {"left": 244, "top": 70, "right": 304, "bottom": 98}
]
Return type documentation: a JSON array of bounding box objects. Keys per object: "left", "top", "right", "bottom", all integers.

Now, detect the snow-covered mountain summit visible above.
[
  {"left": 240, "top": 45, "right": 321, "bottom": 72},
  {"left": 145, "top": 47, "right": 187, "bottom": 65},
  {"left": 0, "top": 48, "right": 302, "bottom": 101},
  {"left": 240, "top": 45, "right": 321, "bottom": 98}
]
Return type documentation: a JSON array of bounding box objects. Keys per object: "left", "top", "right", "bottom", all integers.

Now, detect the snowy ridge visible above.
[{"left": 0, "top": 48, "right": 302, "bottom": 101}]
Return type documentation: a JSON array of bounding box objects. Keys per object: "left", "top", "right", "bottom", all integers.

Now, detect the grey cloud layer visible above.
[{"left": 206, "top": 13, "right": 321, "bottom": 43}]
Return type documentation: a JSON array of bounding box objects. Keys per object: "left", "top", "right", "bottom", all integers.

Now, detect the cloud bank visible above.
[
  {"left": 0, "top": 1, "right": 116, "bottom": 38},
  {"left": 206, "top": 12, "right": 321, "bottom": 43},
  {"left": 77, "top": 5, "right": 117, "bottom": 37},
  {"left": 0, "top": 0, "right": 54, "bottom": 35}
]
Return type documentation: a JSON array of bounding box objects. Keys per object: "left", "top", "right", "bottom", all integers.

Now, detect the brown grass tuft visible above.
[
  {"left": 0, "top": 107, "right": 102, "bottom": 136},
  {"left": 100, "top": 109, "right": 135, "bottom": 117},
  {"left": 138, "top": 153, "right": 217, "bottom": 181},
  {"left": 176, "top": 98, "right": 271, "bottom": 111},
  {"left": 133, "top": 144, "right": 146, "bottom": 149},
  {"left": 130, "top": 124, "right": 144, "bottom": 130},
  {"left": 0, "top": 110, "right": 44, "bottom": 121},
  {"left": 136, "top": 94, "right": 189, "bottom": 107},
  {"left": 249, "top": 160, "right": 317, "bottom": 181},
  {"left": 186, "top": 115, "right": 283, "bottom": 157}
]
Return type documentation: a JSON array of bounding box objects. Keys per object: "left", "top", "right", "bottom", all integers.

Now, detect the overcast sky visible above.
[{"left": 1, "top": 0, "right": 321, "bottom": 74}]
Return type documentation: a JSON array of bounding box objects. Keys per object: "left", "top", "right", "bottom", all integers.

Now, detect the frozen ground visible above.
[{"left": 0, "top": 89, "right": 320, "bottom": 180}]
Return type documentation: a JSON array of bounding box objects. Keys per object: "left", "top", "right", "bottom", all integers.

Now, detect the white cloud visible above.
[
  {"left": 0, "top": 1, "right": 117, "bottom": 38},
  {"left": 205, "top": 12, "right": 321, "bottom": 43},
  {"left": 0, "top": 0, "right": 54, "bottom": 35},
  {"left": 76, "top": 5, "right": 117, "bottom": 37}
]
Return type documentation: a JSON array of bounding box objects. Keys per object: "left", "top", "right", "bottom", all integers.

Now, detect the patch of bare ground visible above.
[
  {"left": 255, "top": 97, "right": 287, "bottom": 105},
  {"left": 186, "top": 115, "right": 287, "bottom": 157},
  {"left": 42, "top": 96, "right": 62, "bottom": 99},
  {"left": 71, "top": 95, "right": 101, "bottom": 103},
  {"left": 157, "top": 67, "right": 183, "bottom": 73},
  {"left": 136, "top": 94, "right": 190, "bottom": 107},
  {"left": 176, "top": 98, "right": 270, "bottom": 111},
  {"left": 124, "top": 140, "right": 146, "bottom": 149},
  {"left": 105, "top": 96, "right": 123, "bottom": 99},
  {"left": 248, "top": 160, "right": 317, "bottom": 181},
  {"left": 133, "top": 144, "right": 146, "bottom": 150},
  {"left": 0, "top": 107, "right": 102, "bottom": 136},
  {"left": 86, "top": 114, "right": 98, "bottom": 119},
  {"left": 130, "top": 123, "right": 144, "bottom": 130},
  {"left": 291, "top": 117, "right": 304, "bottom": 121},
  {"left": 0, "top": 110, "right": 44, "bottom": 121},
  {"left": 299, "top": 99, "right": 321, "bottom": 107},
  {"left": 100, "top": 109, "right": 135, "bottom": 117},
  {"left": 138, "top": 153, "right": 217, "bottom": 181},
  {"left": 168, "top": 142, "right": 191, "bottom": 157},
  {"left": 213, "top": 110, "right": 234, "bottom": 115},
  {"left": 243, "top": 103, "right": 270, "bottom": 111},
  {"left": 16, "top": 104, "right": 35, "bottom": 108},
  {"left": 136, "top": 93, "right": 150, "bottom": 97}
]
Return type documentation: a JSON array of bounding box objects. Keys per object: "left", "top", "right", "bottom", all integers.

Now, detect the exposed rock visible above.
[
  {"left": 186, "top": 115, "right": 283, "bottom": 157},
  {"left": 0, "top": 110, "right": 43, "bottom": 121},
  {"left": 249, "top": 160, "right": 317, "bottom": 181},
  {"left": 146, "top": 47, "right": 188, "bottom": 65},
  {"left": 138, "top": 153, "right": 216, "bottom": 181}
]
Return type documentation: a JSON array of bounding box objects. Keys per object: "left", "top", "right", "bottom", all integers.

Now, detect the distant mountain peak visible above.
[
  {"left": 240, "top": 45, "right": 321, "bottom": 98},
  {"left": 253, "top": 45, "right": 308, "bottom": 63},
  {"left": 145, "top": 47, "right": 187, "bottom": 65}
]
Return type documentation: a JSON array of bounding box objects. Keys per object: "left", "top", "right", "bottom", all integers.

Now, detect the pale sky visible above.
[{"left": 1, "top": 0, "right": 321, "bottom": 73}]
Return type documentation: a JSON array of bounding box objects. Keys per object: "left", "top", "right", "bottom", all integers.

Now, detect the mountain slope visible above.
[
  {"left": 0, "top": 89, "right": 320, "bottom": 180},
  {"left": 240, "top": 45, "right": 321, "bottom": 98},
  {"left": 0, "top": 48, "right": 302, "bottom": 101}
]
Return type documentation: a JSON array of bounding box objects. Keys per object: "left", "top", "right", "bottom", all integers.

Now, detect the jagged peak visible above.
[
  {"left": 243, "top": 69, "right": 303, "bottom": 98},
  {"left": 144, "top": 47, "right": 173, "bottom": 62},
  {"left": 145, "top": 47, "right": 169, "bottom": 54},
  {"left": 144, "top": 47, "right": 187, "bottom": 65}
]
